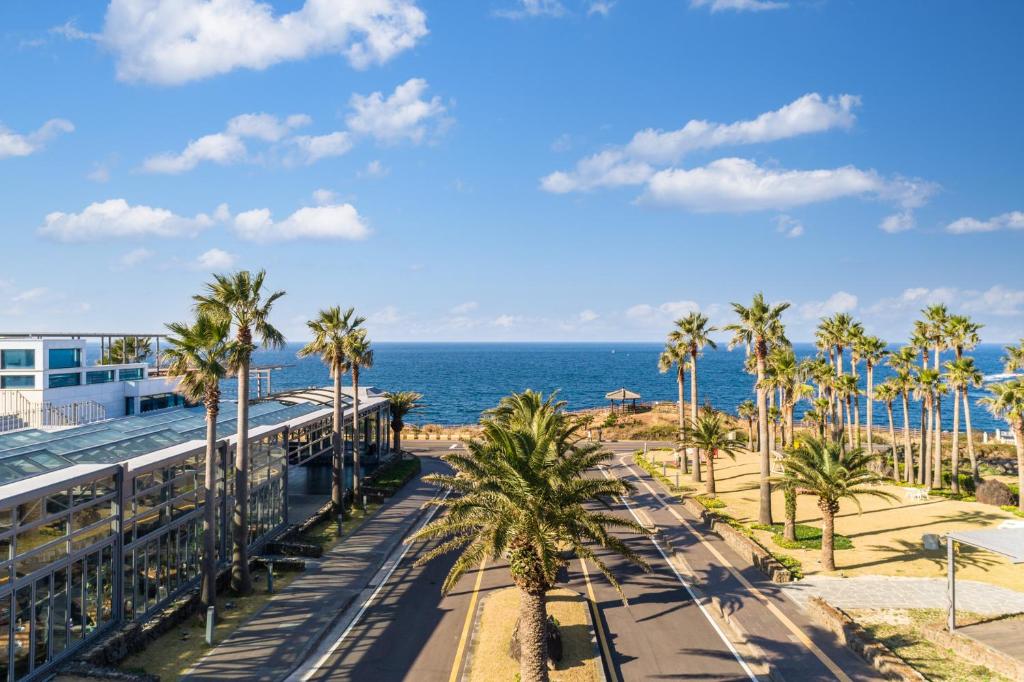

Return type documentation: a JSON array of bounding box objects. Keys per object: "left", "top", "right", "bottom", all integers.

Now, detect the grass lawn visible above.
[
  {"left": 851, "top": 609, "right": 1016, "bottom": 681},
  {"left": 644, "top": 448, "right": 1024, "bottom": 591},
  {"left": 120, "top": 503, "right": 381, "bottom": 680},
  {"left": 467, "top": 587, "right": 600, "bottom": 682},
  {"left": 750, "top": 523, "right": 853, "bottom": 551}
]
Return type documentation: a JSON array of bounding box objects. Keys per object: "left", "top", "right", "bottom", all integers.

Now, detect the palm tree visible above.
[
  {"left": 1004, "top": 339, "right": 1024, "bottom": 373},
  {"left": 725, "top": 293, "right": 790, "bottom": 525},
  {"left": 775, "top": 438, "right": 894, "bottom": 570},
  {"left": 163, "top": 314, "right": 233, "bottom": 610},
  {"left": 888, "top": 346, "right": 918, "bottom": 483},
  {"left": 341, "top": 328, "right": 374, "bottom": 505},
  {"left": 737, "top": 399, "right": 756, "bottom": 449},
  {"left": 946, "top": 315, "right": 983, "bottom": 361},
  {"left": 385, "top": 390, "right": 424, "bottom": 453},
  {"left": 911, "top": 322, "right": 931, "bottom": 483},
  {"left": 944, "top": 359, "right": 976, "bottom": 494},
  {"left": 914, "top": 368, "right": 942, "bottom": 489},
  {"left": 980, "top": 380, "right": 1024, "bottom": 512},
  {"left": 683, "top": 407, "right": 744, "bottom": 497},
  {"left": 194, "top": 269, "right": 286, "bottom": 595},
  {"left": 410, "top": 391, "right": 649, "bottom": 682},
  {"left": 766, "top": 346, "right": 808, "bottom": 448},
  {"left": 835, "top": 374, "right": 860, "bottom": 449},
  {"left": 874, "top": 381, "right": 900, "bottom": 478},
  {"left": 810, "top": 397, "right": 832, "bottom": 438},
  {"left": 857, "top": 335, "right": 888, "bottom": 457},
  {"left": 670, "top": 312, "right": 718, "bottom": 481},
  {"left": 100, "top": 336, "right": 153, "bottom": 365},
  {"left": 847, "top": 321, "right": 866, "bottom": 445},
  {"left": 658, "top": 341, "right": 689, "bottom": 474},
  {"left": 297, "top": 306, "right": 365, "bottom": 512}
]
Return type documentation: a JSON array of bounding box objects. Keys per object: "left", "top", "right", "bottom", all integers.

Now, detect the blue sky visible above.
[{"left": 0, "top": 0, "right": 1021, "bottom": 343}]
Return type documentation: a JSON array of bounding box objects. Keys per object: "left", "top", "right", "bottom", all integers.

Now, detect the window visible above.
[
  {"left": 119, "top": 367, "right": 144, "bottom": 381},
  {"left": 49, "top": 372, "right": 82, "bottom": 388},
  {"left": 125, "top": 398, "right": 136, "bottom": 416},
  {"left": 0, "top": 375, "right": 34, "bottom": 389},
  {"left": 140, "top": 392, "right": 188, "bottom": 413},
  {"left": 86, "top": 370, "right": 115, "bottom": 385},
  {"left": 48, "top": 347, "right": 82, "bottom": 369},
  {"left": 0, "top": 349, "right": 34, "bottom": 369}
]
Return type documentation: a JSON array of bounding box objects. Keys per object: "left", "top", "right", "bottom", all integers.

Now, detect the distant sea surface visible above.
[{"left": 225, "top": 342, "right": 1017, "bottom": 432}]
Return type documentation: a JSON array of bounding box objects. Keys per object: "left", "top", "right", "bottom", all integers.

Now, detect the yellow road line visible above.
[
  {"left": 620, "top": 457, "right": 853, "bottom": 682},
  {"left": 579, "top": 559, "right": 620, "bottom": 682},
  {"left": 449, "top": 558, "right": 487, "bottom": 682}
]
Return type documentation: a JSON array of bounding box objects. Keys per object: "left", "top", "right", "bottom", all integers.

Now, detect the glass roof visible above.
[{"left": 0, "top": 400, "right": 324, "bottom": 488}]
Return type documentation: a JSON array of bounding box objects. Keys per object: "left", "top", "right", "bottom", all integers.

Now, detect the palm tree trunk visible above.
[
  {"left": 352, "top": 367, "right": 362, "bottom": 506},
  {"left": 1014, "top": 423, "right": 1024, "bottom": 513},
  {"left": 784, "top": 487, "right": 797, "bottom": 543},
  {"left": 332, "top": 368, "right": 345, "bottom": 511},
  {"left": 746, "top": 419, "right": 753, "bottom": 451},
  {"left": 677, "top": 369, "right": 689, "bottom": 474},
  {"left": 705, "top": 451, "right": 716, "bottom": 496},
  {"left": 932, "top": 395, "right": 943, "bottom": 489},
  {"left": 232, "top": 357, "right": 252, "bottom": 595},
  {"left": 756, "top": 343, "right": 773, "bottom": 525},
  {"left": 923, "top": 399, "right": 933, "bottom": 488},
  {"left": 518, "top": 589, "right": 550, "bottom": 682},
  {"left": 902, "top": 392, "right": 914, "bottom": 483},
  {"left": 951, "top": 391, "right": 961, "bottom": 495},
  {"left": 886, "top": 403, "right": 898, "bottom": 479},
  {"left": 963, "top": 388, "right": 979, "bottom": 482},
  {"left": 202, "top": 406, "right": 218, "bottom": 610},
  {"left": 820, "top": 502, "right": 836, "bottom": 571},
  {"left": 846, "top": 397, "right": 854, "bottom": 449},
  {"left": 690, "top": 355, "right": 701, "bottom": 483},
  {"left": 392, "top": 423, "right": 403, "bottom": 453},
  {"left": 853, "top": 375, "right": 861, "bottom": 448},
  {"left": 866, "top": 365, "right": 874, "bottom": 455}
]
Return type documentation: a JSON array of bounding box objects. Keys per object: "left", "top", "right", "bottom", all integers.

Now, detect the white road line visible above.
[
  {"left": 289, "top": 489, "right": 451, "bottom": 682},
  {"left": 598, "top": 468, "right": 759, "bottom": 682}
]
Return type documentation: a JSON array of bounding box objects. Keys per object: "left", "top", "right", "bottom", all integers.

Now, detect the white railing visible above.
[{"left": 0, "top": 391, "right": 107, "bottom": 433}]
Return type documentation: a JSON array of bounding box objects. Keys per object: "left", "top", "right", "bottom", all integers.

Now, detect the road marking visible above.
[
  {"left": 448, "top": 558, "right": 488, "bottom": 682},
  {"left": 616, "top": 456, "right": 854, "bottom": 682},
  {"left": 578, "top": 559, "right": 620, "bottom": 682},
  {"left": 599, "top": 467, "right": 758, "bottom": 682},
  {"left": 294, "top": 489, "right": 451, "bottom": 681},
  {"left": 449, "top": 443, "right": 460, "bottom": 450}
]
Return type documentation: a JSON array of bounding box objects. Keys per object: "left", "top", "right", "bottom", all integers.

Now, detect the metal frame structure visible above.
[{"left": 946, "top": 527, "right": 1024, "bottom": 631}]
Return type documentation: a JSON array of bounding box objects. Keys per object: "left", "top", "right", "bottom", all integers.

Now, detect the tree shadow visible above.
[{"left": 841, "top": 539, "right": 1000, "bottom": 571}]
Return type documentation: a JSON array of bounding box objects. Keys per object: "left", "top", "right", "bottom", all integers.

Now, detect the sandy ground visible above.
[
  {"left": 646, "top": 448, "right": 1024, "bottom": 594},
  {"left": 467, "top": 587, "right": 599, "bottom": 682}
]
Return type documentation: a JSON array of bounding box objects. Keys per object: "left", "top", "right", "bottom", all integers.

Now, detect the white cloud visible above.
[
  {"left": 0, "top": 118, "right": 74, "bottom": 158},
  {"left": 312, "top": 189, "right": 336, "bottom": 206},
  {"left": 226, "top": 113, "right": 310, "bottom": 141},
  {"left": 868, "top": 285, "right": 1024, "bottom": 319},
  {"left": 102, "top": 0, "right": 428, "bottom": 85},
  {"left": 643, "top": 158, "right": 884, "bottom": 212},
  {"left": 196, "top": 248, "right": 237, "bottom": 270},
  {"left": 578, "top": 309, "right": 600, "bottom": 322},
  {"left": 12, "top": 287, "right": 50, "bottom": 303},
  {"left": 946, "top": 211, "right": 1024, "bottom": 234},
  {"left": 233, "top": 204, "right": 370, "bottom": 242},
  {"left": 87, "top": 162, "right": 111, "bottom": 183},
  {"left": 371, "top": 306, "right": 402, "bottom": 324},
  {"left": 799, "top": 291, "right": 858, "bottom": 319},
  {"left": 346, "top": 78, "right": 448, "bottom": 144},
  {"left": 451, "top": 301, "right": 479, "bottom": 314},
  {"left": 289, "top": 132, "right": 353, "bottom": 164},
  {"left": 775, "top": 214, "right": 804, "bottom": 238},
  {"left": 588, "top": 2, "right": 615, "bottom": 16},
  {"left": 118, "top": 247, "right": 154, "bottom": 268},
  {"left": 879, "top": 210, "right": 915, "bottom": 234},
  {"left": 492, "top": 314, "right": 521, "bottom": 328},
  {"left": 626, "top": 300, "right": 700, "bottom": 322},
  {"left": 142, "top": 133, "right": 247, "bottom": 174},
  {"left": 50, "top": 20, "right": 99, "bottom": 41},
  {"left": 542, "top": 93, "right": 859, "bottom": 192},
  {"left": 40, "top": 199, "right": 218, "bottom": 242},
  {"left": 358, "top": 159, "right": 389, "bottom": 178},
  {"left": 691, "top": 0, "right": 787, "bottom": 11},
  {"left": 495, "top": 0, "right": 566, "bottom": 19},
  {"left": 963, "top": 285, "right": 1024, "bottom": 317}
]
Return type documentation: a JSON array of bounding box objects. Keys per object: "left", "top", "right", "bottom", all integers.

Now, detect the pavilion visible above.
[{"left": 605, "top": 388, "right": 641, "bottom": 413}]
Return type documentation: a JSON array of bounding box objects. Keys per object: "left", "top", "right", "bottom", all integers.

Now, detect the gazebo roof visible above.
[
  {"left": 605, "top": 388, "right": 641, "bottom": 401},
  {"left": 947, "top": 528, "right": 1024, "bottom": 563}
]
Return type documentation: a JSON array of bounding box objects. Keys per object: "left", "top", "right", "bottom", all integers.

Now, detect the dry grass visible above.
[
  {"left": 119, "top": 505, "right": 380, "bottom": 680},
  {"left": 467, "top": 587, "right": 600, "bottom": 682},
  {"left": 646, "top": 448, "right": 1024, "bottom": 592}
]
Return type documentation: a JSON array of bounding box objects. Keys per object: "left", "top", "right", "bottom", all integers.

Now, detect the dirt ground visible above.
[
  {"left": 466, "top": 587, "right": 599, "bottom": 682},
  {"left": 646, "top": 447, "right": 1024, "bottom": 593}
]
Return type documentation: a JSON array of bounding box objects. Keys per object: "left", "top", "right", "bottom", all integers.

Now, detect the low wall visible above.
[
  {"left": 805, "top": 597, "right": 924, "bottom": 681},
  {"left": 921, "top": 622, "right": 1024, "bottom": 681}
]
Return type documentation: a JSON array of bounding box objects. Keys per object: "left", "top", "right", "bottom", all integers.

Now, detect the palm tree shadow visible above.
[{"left": 841, "top": 539, "right": 1000, "bottom": 571}]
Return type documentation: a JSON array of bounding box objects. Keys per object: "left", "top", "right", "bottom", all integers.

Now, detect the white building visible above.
[{"left": 0, "top": 335, "right": 179, "bottom": 432}]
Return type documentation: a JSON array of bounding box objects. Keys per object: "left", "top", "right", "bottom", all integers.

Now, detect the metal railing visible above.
[{"left": 0, "top": 390, "right": 107, "bottom": 433}]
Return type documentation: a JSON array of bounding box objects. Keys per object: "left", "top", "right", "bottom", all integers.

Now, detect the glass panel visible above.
[
  {"left": 47, "top": 348, "right": 81, "bottom": 370},
  {"left": 85, "top": 370, "right": 115, "bottom": 385},
  {"left": 34, "top": 576, "right": 50, "bottom": 669},
  {"left": 1, "top": 349, "right": 35, "bottom": 369},
  {"left": 13, "top": 585, "right": 31, "bottom": 679},
  {"left": 52, "top": 567, "right": 68, "bottom": 655},
  {"left": 69, "top": 560, "right": 85, "bottom": 641},
  {"left": 84, "top": 554, "right": 98, "bottom": 637},
  {"left": 16, "top": 518, "right": 67, "bottom": 557},
  {"left": 47, "top": 373, "right": 81, "bottom": 389},
  {"left": 118, "top": 368, "right": 143, "bottom": 382},
  {"left": 100, "top": 546, "right": 112, "bottom": 626},
  {"left": 0, "top": 375, "right": 35, "bottom": 389},
  {"left": 0, "top": 594, "right": 10, "bottom": 682}
]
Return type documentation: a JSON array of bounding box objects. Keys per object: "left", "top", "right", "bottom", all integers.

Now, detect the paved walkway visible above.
[
  {"left": 780, "top": 576, "right": 1024, "bottom": 616},
  {"left": 181, "top": 455, "right": 444, "bottom": 682}
]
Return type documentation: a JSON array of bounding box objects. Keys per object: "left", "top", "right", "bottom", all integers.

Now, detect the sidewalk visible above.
[{"left": 181, "top": 455, "right": 444, "bottom": 682}]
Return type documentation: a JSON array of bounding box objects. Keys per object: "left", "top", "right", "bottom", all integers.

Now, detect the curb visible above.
[{"left": 578, "top": 589, "right": 609, "bottom": 682}]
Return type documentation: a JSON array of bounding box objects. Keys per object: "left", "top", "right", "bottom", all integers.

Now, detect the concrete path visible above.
[
  {"left": 181, "top": 454, "right": 446, "bottom": 682},
  {"left": 780, "top": 575, "right": 1024, "bottom": 616}
]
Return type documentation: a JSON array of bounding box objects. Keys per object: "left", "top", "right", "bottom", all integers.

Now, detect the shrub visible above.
[
  {"left": 942, "top": 472, "right": 976, "bottom": 494},
  {"left": 976, "top": 479, "right": 1016, "bottom": 507},
  {"left": 602, "top": 412, "right": 618, "bottom": 428},
  {"left": 634, "top": 424, "right": 677, "bottom": 439},
  {"left": 695, "top": 495, "right": 726, "bottom": 509}
]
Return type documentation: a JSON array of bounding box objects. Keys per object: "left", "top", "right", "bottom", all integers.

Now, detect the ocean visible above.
[{"left": 225, "top": 342, "right": 1017, "bottom": 433}]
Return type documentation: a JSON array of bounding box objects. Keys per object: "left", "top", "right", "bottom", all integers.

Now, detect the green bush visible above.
[
  {"left": 633, "top": 424, "right": 677, "bottom": 439},
  {"left": 752, "top": 523, "right": 852, "bottom": 550},
  {"left": 695, "top": 495, "right": 726, "bottom": 509},
  {"left": 942, "top": 472, "right": 977, "bottom": 494},
  {"left": 602, "top": 412, "right": 618, "bottom": 428},
  {"left": 1000, "top": 505, "right": 1024, "bottom": 518}
]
